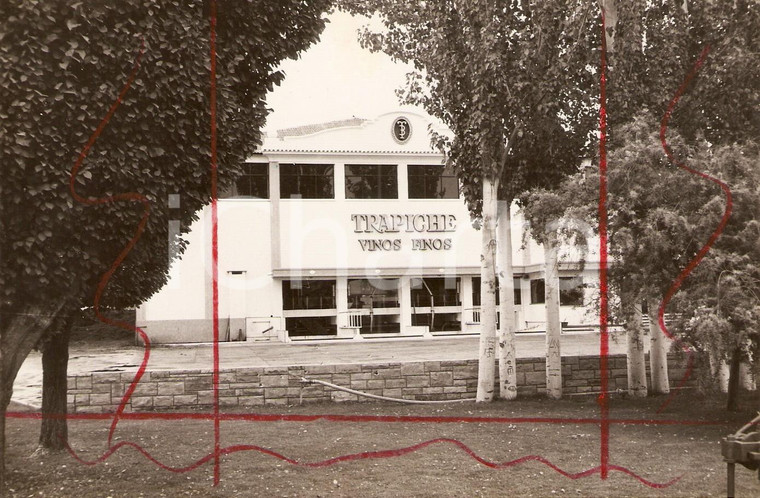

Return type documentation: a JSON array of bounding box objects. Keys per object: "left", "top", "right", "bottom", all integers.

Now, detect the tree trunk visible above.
[
  {"left": 477, "top": 176, "right": 499, "bottom": 402},
  {"left": 544, "top": 232, "right": 562, "bottom": 399},
  {"left": 727, "top": 348, "right": 742, "bottom": 411},
  {"left": 740, "top": 362, "right": 756, "bottom": 391},
  {"left": 0, "top": 302, "right": 67, "bottom": 492},
  {"left": 497, "top": 200, "right": 517, "bottom": 400},
  {"left": 718, "top": 358, "right": 730, "bottom": 393},
  {"left": 626, "top": 303, "right": 647, "bottom": 397},
  {"left": 647, "top": 299, "right": 670, "bottom": 394},
  {"left": 39, "top": 315, "right": 75, "bottom": 450}
]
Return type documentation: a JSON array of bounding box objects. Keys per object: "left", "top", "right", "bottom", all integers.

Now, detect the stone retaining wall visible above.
[{"left": 67, "top": 354, "right": 697, "bottom": 413}]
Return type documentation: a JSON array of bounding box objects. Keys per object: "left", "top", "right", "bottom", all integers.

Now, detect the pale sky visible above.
[{"left": 264, "top": 11, "right": 413, "bottom": 132}]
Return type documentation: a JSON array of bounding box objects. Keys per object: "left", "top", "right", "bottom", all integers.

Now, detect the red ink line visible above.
[
  {"left": 597, "top": 7, "right": 611, "bottom": 480},
  {"left": 658, "top": 46, "right": 730, "bottom": 413},
  {"left": 6, "top": 410, "right": 727, "bottom": 427},
  {"left": 208, "top": 0, "right": 221, "bottom": 486},
  {"left": 62, "top": 437, "right": 680, "bottom": 488},
  {"left": 66, "top": 38, "right": 153, "bottom": 447}
]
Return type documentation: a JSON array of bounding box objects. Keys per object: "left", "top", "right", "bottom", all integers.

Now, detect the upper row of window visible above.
[{"left": 222, "top": 163, "right": 459, "bottom": 200}]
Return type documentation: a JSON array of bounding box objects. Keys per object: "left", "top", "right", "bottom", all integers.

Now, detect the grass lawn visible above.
[{"left": 6, "top": 392, "right": 760, "bottom": 497}]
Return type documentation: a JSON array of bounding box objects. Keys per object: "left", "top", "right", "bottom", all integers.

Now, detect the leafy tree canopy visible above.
[
  {"left": 1, "top": 0, "right": 330, "bottom": 318},
  {"left": 338, "top": 0, "right": 600, "bottom": 213}
]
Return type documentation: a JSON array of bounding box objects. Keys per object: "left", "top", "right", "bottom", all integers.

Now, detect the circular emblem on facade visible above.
[{"left": 392, "top": 117, "right": 412, "bottom": 144}]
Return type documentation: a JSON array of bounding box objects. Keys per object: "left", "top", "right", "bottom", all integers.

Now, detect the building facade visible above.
[{"left": 137, "top": 110, "right": 600, "bottom": 343}]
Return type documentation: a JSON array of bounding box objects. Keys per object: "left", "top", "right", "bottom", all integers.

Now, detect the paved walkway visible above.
[{"left": 12, "top": 331, "right": 632, "bottom": 408}]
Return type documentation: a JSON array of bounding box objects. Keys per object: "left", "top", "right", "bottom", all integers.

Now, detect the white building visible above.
[{"left": 137, "top": 109, "right": 600, "bottom": 343}]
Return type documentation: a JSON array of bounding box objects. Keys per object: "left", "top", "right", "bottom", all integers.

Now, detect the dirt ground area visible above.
[{"left": 6, "top": 392, "right": 760, "bottom": 497}]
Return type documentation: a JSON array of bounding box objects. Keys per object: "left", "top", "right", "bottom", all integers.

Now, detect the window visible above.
[
  {"left": 280, "top": 164, "right": 334, "bottom": 199},
  {"left": 285, "top": 316, "right": 336, "bottom": 336},
  {"left": 560, "top": 276, "right": 584, "bottom": 306},
  {"left": 222, "top": 163, "right": 268, "bottom": 198},
  {"left": 345, "top": 164, "right": 398, "bottom": 199},
  {"left": 347, "top": 278, "right": 399, "bottom": 309},
  {"left": 282, "top": 279, "right": 336, "bottom": 310},
  {"left": 472, "top": 277, "right": 522, "bottom": 306},
  {"left": 530, "top": 279, "right": 545, "bottom": 304},
  {"left": 408, "top": 164, "right": 458, "bottom": 199},
  {"left": 410, "top": 278, "right": 460, "bottom": 307}
]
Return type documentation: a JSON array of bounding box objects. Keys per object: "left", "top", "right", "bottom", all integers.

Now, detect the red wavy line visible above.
[
  {"left": 67, "top": 38, "right": 153, "bottom": 446},
  {"left": 658, "top": 45, "right": 732, "bottom": 413},
  {"left": 63, "top": 437, "right": 681, "bottom": 488}
]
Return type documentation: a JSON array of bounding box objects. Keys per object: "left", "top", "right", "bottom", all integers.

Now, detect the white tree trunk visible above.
[
  {"left": 476, "top": 176, "right": 499, "bottom": 402},
  {"left": 544, "top": 233, "right": 562, "bottom": 399},
  {"left": 497, "top": 200, "right": 517, "bottom": 400},
  {"left": 626, "top": 303, "right": 647, "bottom": 397},
  {"left": 718, "top": 359, "right": 730, "bottom": 393},
  {"left": 740, "top": 362, "right": 756, "bottom": 391},
  {"left": 647, "top": 299, "right": 670, "bottom": 394}
]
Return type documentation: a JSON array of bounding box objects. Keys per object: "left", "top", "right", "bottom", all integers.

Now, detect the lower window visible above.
[{"left": 285, "top": 316, "right": 336, "bottom": 336}]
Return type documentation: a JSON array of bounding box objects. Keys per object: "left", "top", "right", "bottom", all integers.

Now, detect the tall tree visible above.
[
  {"left": 0, "top": 0, "right": 329, "bottom": 481},
  {"left": 339, "top": 0, "right": 598, "bottom": 401}
]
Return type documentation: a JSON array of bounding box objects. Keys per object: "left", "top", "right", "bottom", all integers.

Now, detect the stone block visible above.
[
  {"left": 132, "top": 383, "right": 158, "bottom": 396},
  {"left": 367, "top": 368, "right": 397, "bottom": 378},
  {"left": 218, "top": 397, "right": 238, "bottom": 407},
  {"left": 367, "top": 379, "right": 385, "bottom": 390},
  {"left": 350, "top": 372, "right": 373, "bottom": 381},
  {"left": 524, "top": 371, "right": 545, "bottom": 385},
  {"left": 406, "top": 375, "right": 429, "bottom": 388},
  {"left": 239, "top": 396, "right": 265, "bottom": 406},
  {"left": 153, "top": 396, "right": 174, "bottom": 408},
  {"left": 131, "top": 396, "right": 153, "bottom": 408},
  {"left": 443, "top": 386, "right": 467, "bottom": 394},
  {"left": 440, "top": 360, "right": 469, "bottom": 367},
  {"left": 304, "top": 365, "right": 335, "bottom": 375},
  {"left": 331, "top": 374, "right": 351, "bottom": 385},
  {"left": 385, "top": 378, "right": 405, "bottom": 389},
  {"left": 453, "top": 365, "right": 477, "bottom": 379},
  {"left": 185, "top": 376, "right": 213, "bottom": 392},
  {"left": 75, "top": 394, "right": 90, "bottom": 405},
  {"left": 91, "top": 382, "right": 112, "bottom": 394},
  {"left": 260, "top": 374, "right": 289, "bottom": 387},
  {"left": 267, "top": 398, "right": 289, "bottom": 405},
  {"left": 400, "top": 363, "right": 425, "bottom": 376},
  {"left": 157, "top": 382, "right": 184, "bottom": 396},
  {"left": 236, "top": 388, "right": 264, "bottom": 396},
  {"left": 423, "top": 361, "right": 441, "bottom": 372},
  {"left": 76, "top": 405, "right": 107, "bottom": 414},
  {"left": 331, "top": 390, "right": 358, "bottom": 402},
  {"left": 430, "top": 371, "right": 453, "bottom": 387},
  {"left": 93, "top": 372, "right": 122, "bottom": 383},
  {"left": 147, "top": 371, "right": 172, "bottom": 380},
  {"left": 218, "top": 372, "right": 236, "bottom": 383},
  {"left": 235, "top": 371, "right": 262, "bottom": 382},
  {"left": 76, "top": 376, "right": 92, "bottom": 389},
  {"left": 111, "top": 383, "right": 126, "bottom": 398},
  {"left": 197, "top": 391, "right": 214, "bottom": 405},
  {"left": 573, "top": 370, "right": 596, "bottom": 380},
  {"left": 336, "top": 364, "right": 362, "bottom": 373},
  {"left": 173, "top": 394, "right": 198, "bottom": 406},
  {"left": 265, "top": 387, "right": 289, "bottom": 398},
  {"left": 382, "top": 388, "right": 403, "bottom": 398},
  {"left": 422, "top": 387, "right": 443, "bottom": 394}
]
